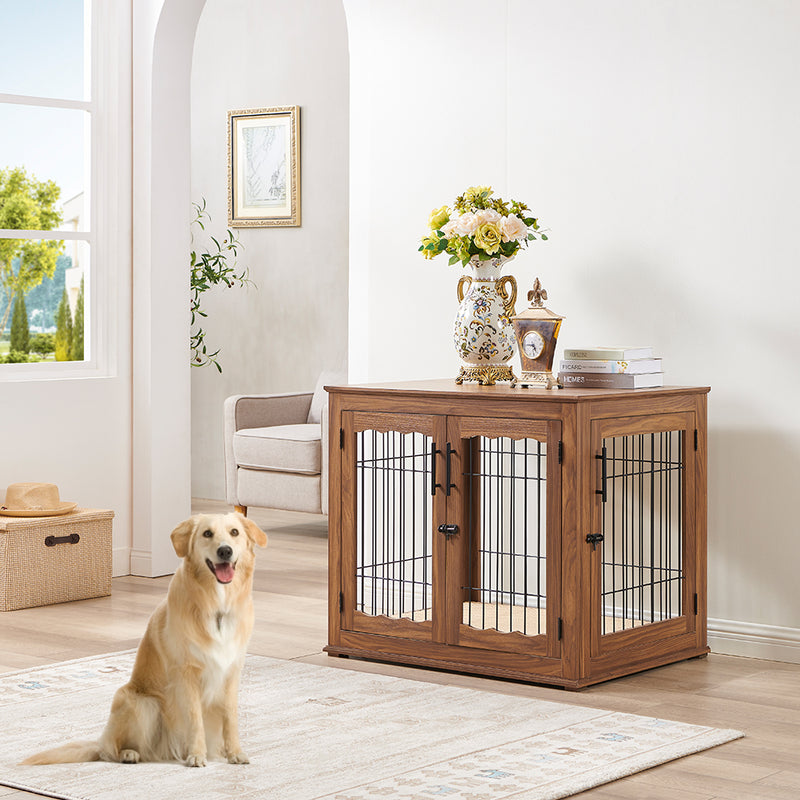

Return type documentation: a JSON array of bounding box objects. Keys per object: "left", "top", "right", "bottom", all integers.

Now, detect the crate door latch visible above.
[{"left": 586, "top": 533, "right": 604, "bottom": 550}]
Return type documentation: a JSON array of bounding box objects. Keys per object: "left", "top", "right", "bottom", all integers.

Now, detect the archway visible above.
[{"left": 131, "top": 0, "right": 207, "bottom": 576}]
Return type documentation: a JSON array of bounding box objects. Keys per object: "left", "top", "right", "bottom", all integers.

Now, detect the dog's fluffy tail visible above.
[{"left": 20, "top": 741, "right": 102, "bottom": 765}]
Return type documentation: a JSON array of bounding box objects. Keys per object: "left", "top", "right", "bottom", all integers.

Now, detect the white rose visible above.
[
  {"left": 440, "top": 218, "right": 459, "bottom": 238},
  {"left": 474, "top": 208, "right": 502, "bottom": 227},
  {"left": 451, "top": 212, "right": 479, "bottom": 237},
  {"left": 500, "top": 213, "right": 528, "bottom": 242}
]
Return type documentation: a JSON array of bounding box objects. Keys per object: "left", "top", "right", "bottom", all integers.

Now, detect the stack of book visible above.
[{"left": 558, "top": 346, "right": 664, "bottom": 388}]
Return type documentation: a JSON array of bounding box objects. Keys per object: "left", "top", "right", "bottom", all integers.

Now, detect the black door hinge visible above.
[
  {"left": 558, "top": 441, "right": 563, "bottom": 464},
  {"left": 340, "top": 428, "right": 344, "bottom": 449},
  {"left": 693, "top": 593, "right": 698, "bottom": 615},
  {"left": 557, "top": 617, "right": 563, "bottom": 640},
  {"left": 694, "top": 429, "right": 698, "bottom": 451},
  {"left": 339, "top": 591, "right": 344, "bottom": 612}
]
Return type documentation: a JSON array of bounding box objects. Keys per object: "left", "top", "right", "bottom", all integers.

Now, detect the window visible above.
[{"left": 0, "top": 0, "right": 129, "bottom": 376}]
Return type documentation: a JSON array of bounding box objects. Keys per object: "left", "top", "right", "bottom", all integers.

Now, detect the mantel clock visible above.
[{"left": 511, "top": 278, "right": 564, "bottom": 389}]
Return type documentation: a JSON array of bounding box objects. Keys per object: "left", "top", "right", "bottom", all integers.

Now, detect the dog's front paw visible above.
[
  {"left": 120, "top": 749, "right": 140, "bottom": 764},
  {"left": 186, "top": 753, "right": 207, "bottom": 767},
  {"left": 227, "top": 751, "right": 250, "bottom": 765}
]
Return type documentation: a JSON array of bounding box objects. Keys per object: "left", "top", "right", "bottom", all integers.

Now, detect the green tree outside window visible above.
[
  {"left": 54, "top": 289, "right": 72, "bottom": 361},
  {"left": 71, "top": 277, "right": 84, "bottom": 360},
  {"left": 0, "top": 167, "right": 65, "bottom": 336},
  {"left": 9, "top": 294, "right": 30, "bottom": 354}
]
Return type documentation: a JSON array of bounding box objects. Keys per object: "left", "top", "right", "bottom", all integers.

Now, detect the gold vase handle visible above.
[
  {"left": 495, "top": 275, "right": 517, "bottom": 317},
  {"left": 457, "top": 275, "right": 472, "bottom": 303}
]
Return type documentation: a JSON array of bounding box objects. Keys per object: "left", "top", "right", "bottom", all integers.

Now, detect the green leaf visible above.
[
  {"left": 541, "top": 234, "right": 548, "bottom": 240},
  {"left": 448, "top": 254, "right": 459, "bottom": 265}
]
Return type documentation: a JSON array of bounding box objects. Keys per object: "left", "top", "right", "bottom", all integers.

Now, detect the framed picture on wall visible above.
[{"left": 227, "top": 106, "right": 300, "bottom": 227}]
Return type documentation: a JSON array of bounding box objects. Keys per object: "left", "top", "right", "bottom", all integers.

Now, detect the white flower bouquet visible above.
[{"left": 419, "top": 185, "right": 547, "bottom": 266}]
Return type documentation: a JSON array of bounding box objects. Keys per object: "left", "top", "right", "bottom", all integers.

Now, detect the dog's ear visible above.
[
  {"left": 237, "top": 513, "right": 268, "bottom": 548},
  {"left": 170, "top": 517, "right": 196, "bottom": 558}
]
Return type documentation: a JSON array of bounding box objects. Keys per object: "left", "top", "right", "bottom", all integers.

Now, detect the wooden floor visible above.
[{"left": 1, "top": 501, "right": 798, "bottom": 800}]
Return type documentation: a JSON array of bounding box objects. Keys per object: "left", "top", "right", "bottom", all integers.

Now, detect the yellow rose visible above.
[
  {"left": 428, "top": 205, "right": 450, "bottom": 231},
  {"left": 473, "top": 222, "right": 502, "bottom": 255}
]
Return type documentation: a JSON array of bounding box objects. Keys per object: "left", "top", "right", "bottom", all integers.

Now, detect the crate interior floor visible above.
[{"left": 391, "top": 601, "right": 658, "bottom": 635}]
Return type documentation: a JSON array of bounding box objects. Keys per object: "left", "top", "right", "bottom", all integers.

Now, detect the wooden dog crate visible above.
[
  {"left": 325, "top": 380, "right": 709, "bottom": 689},
  {"left": 0, "top": 509, "right": 113, "bottom": 611}
]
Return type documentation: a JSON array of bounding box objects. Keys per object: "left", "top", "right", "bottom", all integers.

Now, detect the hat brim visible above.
[{"left": 0, "top": 501, "right": 78, "bottom": 518}]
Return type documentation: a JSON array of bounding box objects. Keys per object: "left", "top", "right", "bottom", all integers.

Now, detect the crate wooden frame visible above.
[{"left": 325, "top": 380, "right": 709, "bottom": 689}]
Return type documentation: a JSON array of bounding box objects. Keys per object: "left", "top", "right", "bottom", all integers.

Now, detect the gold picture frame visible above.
[{"left": 227, "top": 106, "right": 300, "bottom": 227}]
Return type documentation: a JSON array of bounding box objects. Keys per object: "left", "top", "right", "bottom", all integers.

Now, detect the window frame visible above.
[{"left": 0, "top": 0, "right": 130, "bottom": 382}]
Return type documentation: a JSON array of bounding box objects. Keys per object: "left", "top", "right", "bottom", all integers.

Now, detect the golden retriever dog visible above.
[{"left": 22, "top": 512, "right": 267, "bottom": 768}]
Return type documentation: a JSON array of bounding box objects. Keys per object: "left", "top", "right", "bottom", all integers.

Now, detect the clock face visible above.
[{"left": 522, "top": 330, "right": 546, "bottom": 360}]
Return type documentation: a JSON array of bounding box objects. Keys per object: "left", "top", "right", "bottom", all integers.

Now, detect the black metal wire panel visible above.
[
  {"left": 355, "top": 430, "right": 433, "bottom": 621},
  {"left": 600, "top": 431, "right": 684, "bottom": 634},
  {"left": 462, "top": 437, "right": 548, "bottom": 636}
]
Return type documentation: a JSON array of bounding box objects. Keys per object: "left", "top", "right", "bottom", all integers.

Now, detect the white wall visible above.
[
  {"left": 344, "top": 0, "right": 800, "bottom": 661},
  {"left": 190, "top": 0, "right": 349, "bottom": 501},
  {"left": 0, "top": 3, "right": 132, "bottom": 577},
  {"left": 2, "top": 0, "right": 207, "bottom": 579}
]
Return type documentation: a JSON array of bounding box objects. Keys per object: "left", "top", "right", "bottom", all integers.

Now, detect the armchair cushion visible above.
[{"left": 233, "top": 423, "right": 321, "bottom": 475}]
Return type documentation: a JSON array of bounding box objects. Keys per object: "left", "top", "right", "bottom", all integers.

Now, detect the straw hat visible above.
[{"left": 0, "top": 483, "right": 78, "bottom": 517}]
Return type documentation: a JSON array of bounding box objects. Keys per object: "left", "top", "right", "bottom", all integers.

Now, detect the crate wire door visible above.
[
  {"left": 341, "top": 412, "right": 561, "bottom": 656},
  {"left": 448, "top": 418, "right": 562, "bottom": 657},
  {"left": 590, "top": 414, "right": 698, "bottom": 658},
  {"left": 341, "top": 411, "right": 446, "bottom": 642}
]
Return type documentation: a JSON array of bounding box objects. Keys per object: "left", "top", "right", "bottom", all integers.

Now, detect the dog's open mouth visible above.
[{"left": 206, "top": 559, "right": 236, "bottom": 584}]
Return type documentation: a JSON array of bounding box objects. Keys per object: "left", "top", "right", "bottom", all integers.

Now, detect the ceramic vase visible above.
[{"left": 453, "top": 255, "right": 518, "bottom": 385}]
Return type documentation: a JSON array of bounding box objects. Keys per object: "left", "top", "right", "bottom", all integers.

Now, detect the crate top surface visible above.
[
  {"left": 0, "top": 508, "right": 114, "bottom": 531},
  {"left": 324, "top": 379, "right": 711, "bottom": 403}
]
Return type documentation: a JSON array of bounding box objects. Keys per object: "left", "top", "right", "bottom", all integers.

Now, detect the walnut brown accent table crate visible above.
[
  {"left": 0, "top": 508, "right": 114, "bottom": 611},
  {"left": 324, "top": 380, "right": 709, "bottom": 689}
]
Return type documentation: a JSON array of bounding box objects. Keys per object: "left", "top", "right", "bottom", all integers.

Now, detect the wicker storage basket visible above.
[{"left": 0, "top": 508, "right": 113, "bottom": 611}]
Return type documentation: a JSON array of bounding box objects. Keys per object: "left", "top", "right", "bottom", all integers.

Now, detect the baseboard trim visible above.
[
  {"left": 129, "top": 549, "right": 153, "bottom": 578},
  {"left": 708, "top": 617, "right": 800, "bottom": 664},
  {"left": 112, "top": 547, "right": 130, "bottom": 578}
]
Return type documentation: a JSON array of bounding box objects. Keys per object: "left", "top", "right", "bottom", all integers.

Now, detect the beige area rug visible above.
[{"left": 0, "top": 651, "right": 742, "bottom": 800}]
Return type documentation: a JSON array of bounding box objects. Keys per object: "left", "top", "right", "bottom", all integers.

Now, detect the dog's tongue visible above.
[{"left": 214, "top": 563, "right": 235, "bottom": 584}]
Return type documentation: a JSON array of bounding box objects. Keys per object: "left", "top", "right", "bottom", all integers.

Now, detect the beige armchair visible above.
[{"left": 223, "top": 373, "right": 342, "bottom": 516}]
